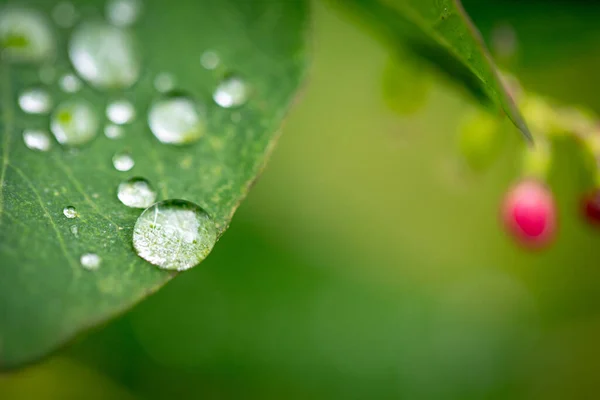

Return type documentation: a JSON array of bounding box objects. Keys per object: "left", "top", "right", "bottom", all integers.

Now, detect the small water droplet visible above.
[
  {"left": 59, "top": 73, "right": 82, "bottom": 93},
  {"left": 132, "top": 199, "right": 217, "bottom": 271},
  {"left": 104, "top": 124, "right": 123, "bottom": 139},
  {"left": 51, "top": 99, "right": 99, "bottom": 146},
  {"left": 63, "top": 205, "right": 78, "bottom": 218},
  {"left": 23, "top": 129, "right": 51, "bottom": 152},
  {"left": 112, "top": 152, "right": 134, "bottom": 171},
  {"left": 52, "top": 2, "right": 77, "bottom": 28},
  {"left": 106, "top": 99, "right": 135, "bottom": 124},
  {"left": 106, "top": 0, "right": 141, "bottom": 27},
  {"left": 80, "top": 253, "right": 101, "bottom": 270},
  {"left": 200, "top": 50, "right": 220, "bottom": 70},
  {"left": 70, "top": 225, "right": 79, "bottom": 237},
  {"left": 148, "top": 94, "right": 205, "bottom": 144},
  {"left": 18, "top": 88, "right": 52, "bottom": 114},
  {"left": 117, "top": 177, "right": 156, "bottom": 208},
  {"left": 213, "top": 75, "right": 249, "bottom": 108},
  {"left": 154, "top": 72, "right": 175, "bottom": 93},
  {"left": 69, "top": 21, "right": 140, "bottom": 89},
  {"left": 0, "top": 7, "right": 55, "bottom": 63}
]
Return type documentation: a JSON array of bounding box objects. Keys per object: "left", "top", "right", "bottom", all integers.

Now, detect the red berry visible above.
[
  {"left": 502, "top": 180, "right": 556, "bottom": 249},
  {"left": 582, "top": 189, "right": 600, "bottom": 225}
]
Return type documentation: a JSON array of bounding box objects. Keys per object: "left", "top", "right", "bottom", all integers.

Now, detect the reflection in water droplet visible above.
[
  {"left": 213, "top": 75, "right": 249, "bottom": 108},
  {"left": 23, "top": 129, "right": 51, "bottom": 152},
  {"left": 113, "top": 152, "right": 134, "bottom": 171},
  {"left": 106, "top": 0, "right": 141, "bottom": 27},
  {"left": 117, "top": 177, "right": 156, "bottom": 208},
  {"left": 59, "top": 73, "right": 82, "bottom": 93},
  {"left": 200, "top": 50, "right": 219, "bottom": 70},
  {"left": 133, "top": 199, "right": 217, "bottom": 271},
  {"left": 52, "top": 2, "right": 77, "bottom": 28},
  {"left": 104, "top": 124, "right": 123, "bottom": 139},
  {"left": 63, "top": 206, "right": 78, "bottom": 218},
  {"left": 18, "top": 88, "right": 52, "bottom": 114},
  {"left": 50, "top": 99, "right": 99, "bottom": 146},
  {"left": 106, "top": 99, "right": 135, "bottom": 124},
  {"left": 69, "top": 21, "right": 140, "bottom": 89},
  {"left": 148, "top": 95, "right": 204, "bottom": 144},
  {"left": 80, "top": 253, "right": 101, "bottom": 270},
  {"left": 154, "top": 72, "right": 175, "bottom": 93},
  {"left": 0, "top": 8, "right": 55, "bottom": 63}
]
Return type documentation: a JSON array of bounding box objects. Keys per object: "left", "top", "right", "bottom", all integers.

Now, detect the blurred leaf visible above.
[
  {"left": 0, "top": 0, "right": 308, "bottom": 369},
  {"left": 327, "top": 0, "right": 531, "bottom": 141},
  {"left": 382, "top": 51, "right": 432, "bottom": 116}
]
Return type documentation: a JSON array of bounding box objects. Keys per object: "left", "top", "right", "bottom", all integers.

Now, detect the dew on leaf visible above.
[
  {"left": 106, "top": 0, "right": 141, "bottom": 27},
  {"left": 63, "top": 206, "right": 78, "bottom": 218},
  {"left": 104, "top": 124, "right": 123, "bottom": 139},
  {"left": 112, "top": 152, "right": 134, "bottom": 171},
  {"left": 213, "top": 75, "right": 249, "bottom": 108},
  {"left": 50, "top": 99, "right": 99, "bottom": 146},
  {"left": 59, "top": 73, "right": 82, "bottom": 93},
  {"left": 200, "top": 50, "right": 220, "bottom": 70},
  {"left": 154, "top": 72, "right": 175, "bottom": 93},
  {"left": 0, "top": 7, "right": 55, "bottom": 63},
  {"left": 132, "top": 199, "right": 217, "bottom": 271},
  {"left": 69, "top": 21, "right": 140, "bottom": 89},
  {"left": 117, "top": 177, "right": 156, "bottom": 208},
  {"left": 70, "top": 225, "right": 79, "bottom": 237},
  {"left": 18, "top": 88, "right": 52, "bottom": 114},
  {"left": 52, "top": 2, "right": 77, "bottom": 28},
  {"left": 23, "top": 129, "right": 51, "bottom": 152},
  {"left": 106, "top": 99, "right": 135, "bottom": 124},
  {"left": 148, "top": 94, "right": 205, "bottom": 144},
  {"left": 80, "top": 253, "right": 101, "bottom": 270}
]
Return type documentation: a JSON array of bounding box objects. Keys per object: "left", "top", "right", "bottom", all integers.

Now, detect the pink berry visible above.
[
  {"left": 501, "top": 180, "right": 556, "bottom": 249},
  {"left": 582, "top": 189, "right": 600, "bottom": 226}
]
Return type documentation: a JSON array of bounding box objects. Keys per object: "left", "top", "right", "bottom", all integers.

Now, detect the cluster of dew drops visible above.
[{"left": 0, "top": 0, "right": 250, "bottom": 272}]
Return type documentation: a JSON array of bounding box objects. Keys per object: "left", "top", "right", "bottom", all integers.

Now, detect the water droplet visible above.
[
  {"left": 0, "top": 8, "right": 55, "bottom": 63},
  {"left": 106, "top": 0, "right": 141, "bottom": 27},
  {"left": 18, "top": 88, "right": 52, "bottom": 114},
  {"left": 106, "top": 99, "right": 135, "bottom": 124},
  {"left": 132, "top": 199, "right": 217, "bottom": 271},
  {"left": 23, "top": 129, "right": 51, "bottom": 152},
  {"left": 113, "top": 152, "right": 134, "bottom": 171},
  {"left": 70, "top": 225, "right": 79, "bottom": 237},
  {"left": 213, "top": 75, "right": 249, "bottom": 108},
  {"left": 69, "top": 21, "right": 140, "bottom": 89},
  {"left": 59, "top": 73, "right": 82, "bottom": 93},
  {"left": 148, "top": 94, "right": 205, "bottom": 144},
  {"left": 104, "top": 124, "right": 123, "bottom": 139},
  {"left": 52, "top": 2, "right": 77, "bottom": 28},
  {"left": 63, "top": 205, "right": 78, "bottom": 218},
  {"left": 117, "top": 177, "right": 156, "bottom": 208},
  {"left": 80, "top": 253, "right": 101, "bottom": 270},
  {"left": 200, "top": 50, "right": 220, "bottom": 70},
  {"left": 154, "top": 72, "right": 175, "bottom": 93},
  {"left": 50, "top": 99, "right": 99, "bottom": 146}
]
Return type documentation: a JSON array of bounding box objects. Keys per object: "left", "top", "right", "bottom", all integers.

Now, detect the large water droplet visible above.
[
  {"left": 117, "top": 177, "right": 156, "bottom": 208},
  {"left": 104, "top": 124, "right": 123, "bottom": 139},
  {"left": 63, "top": 205, "right": 78, "bottom": 218},
  {"left": 69, "top": 21, "right": 140, "bottom": 89},
  {"left": 50, "top": 99, "right": 99, "bottom": 146},
  {"left": 106, "top": 99, "right": 135, "bottom": 124},
  {"left": 133, "top": 199, "right": 217, "bottom": 271},
  {"left": 59, "top": 73, "right": 82, "bottom": 93},
  {"left": 106, "top": 0, "right": 141, "bottom": 27},
  {"left": 80, "top": 253, "right": 101, "bottom": 270},
  {"left": 0, "top": 7, "right": 55, "bottom": 63},
  {"left": 213, "top": 75, "right": 249, "bottom": 108},
  {"left": 23, "top": 129, "right": 51, "bottom": 152},
  {"left": 113, "top": 152, "right": 134, "bottom": 171},
  {"left": 148, "top": 95, "right": 205, "bottom": 145},
  {"left": 18, "top": 88, "right": 51, "bottom": 114},
  {"left": 52, "top": 2, "right": 77, "bottom": 28},
  {"left": 200, "top": 50, "right": 220, "bottom": 70}
]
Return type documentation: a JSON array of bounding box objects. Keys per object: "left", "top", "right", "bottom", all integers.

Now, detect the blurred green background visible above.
[{"left": 3, "top": 1, "right": 600, "bottom": 398}]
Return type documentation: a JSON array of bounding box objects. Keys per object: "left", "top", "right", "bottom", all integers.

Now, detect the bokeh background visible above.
[{"left": 3, "top": 0, "right": 600, "bottom": 398}]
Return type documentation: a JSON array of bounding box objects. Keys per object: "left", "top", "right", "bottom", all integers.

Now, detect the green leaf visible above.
[
  {"left": 327, "top": 0, "right": 531, "bottom": 141},
  {"left": 0, "top": 0, "right": 308, "bottom": 369}
]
